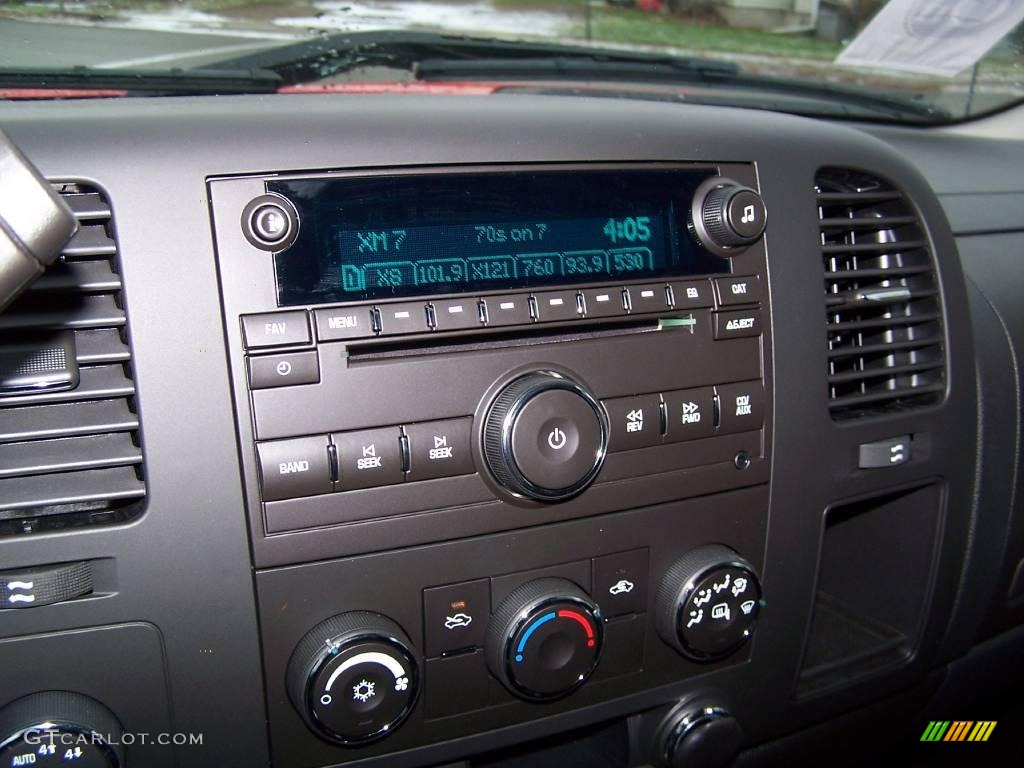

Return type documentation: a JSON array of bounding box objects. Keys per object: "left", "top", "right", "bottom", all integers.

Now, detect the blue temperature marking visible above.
[{"left": 515, "top": 611, "right": 557, "bottom": 660}]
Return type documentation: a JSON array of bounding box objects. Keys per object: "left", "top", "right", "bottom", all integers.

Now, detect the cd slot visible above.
[{"left": 344, "top": 317, "right": 665, "bottom": 363}]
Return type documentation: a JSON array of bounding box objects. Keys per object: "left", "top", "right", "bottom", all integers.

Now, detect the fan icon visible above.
[
  {"left": 394, "top": 676, "right": 409, "bottom": 692},
  {"left": 352, "top": 679, "right": 376, "bottom": 703}
]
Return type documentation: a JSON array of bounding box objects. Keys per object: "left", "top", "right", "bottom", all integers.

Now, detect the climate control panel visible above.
[{"left": 259, "top": 488, "right": 767, "bottom": 765}]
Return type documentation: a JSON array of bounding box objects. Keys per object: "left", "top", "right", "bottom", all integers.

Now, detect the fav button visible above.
[
  {"left": 333, "top": 427, "right": 404, "bottom": 490},
  {"left": 256, "top": 435, "right": 332, "bottom": 501},
  {"left": 405, "top": 418, "right": 474, "bottom": 481},
  {"left": 423, "top": 578, "right": 491, "bottom": 657},
  {"left": 242, "top": 311, "right": 310, "bottom": 349},
  {"left": 663, "top": 387, "right": 716, "bottom": 442},
  {"left": 604, "top": 394, "right": 663, "bottom": 451},
  {"left": 593, "top": 549, "right": 649, "bottom": 617},
  {"left": 716, "top": 381, "right": 766, "bottom": 434}
]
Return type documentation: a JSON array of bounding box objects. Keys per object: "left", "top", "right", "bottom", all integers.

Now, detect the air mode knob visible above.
[
  {"left": 287, "top": 612, "right": 419, "bottom": 746},
  {"left": 482, "top": 371, "right": 608, "bottom": 501},
  {"left": 0, "top": 692, "right": 123, "bottom": 767},
  {"left": 656, "top": 545, "right": 762, "bottom": 660},
  {"left": 690, "top": 177, "right": 766, "bottom": 256},
  {"left": 485, "top": 578, "right": 603, "bottom": 700}
]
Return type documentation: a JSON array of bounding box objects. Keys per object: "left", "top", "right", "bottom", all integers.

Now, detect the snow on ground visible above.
[{"left": 272, "top": 1, "right": 574, "bottom": 38}]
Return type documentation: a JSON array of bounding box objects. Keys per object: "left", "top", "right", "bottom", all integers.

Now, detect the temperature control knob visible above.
[
  {"left": 287, "top": 612, "right": 418, "bottom": 746},
  {"left": 690, "top": 177, "right": 766, "bottom": 256},
  {"left": 482, "top": 371, "right": 608, "bottom": 501},
  {"left": 0, "top": 692, "right": 123, "bottom": 767},
  {"left": 656, "top": 545, "right": 762, "bottom": 660},
  {"left": 486, "top": 578, "right": 603, "bottom": 700}
]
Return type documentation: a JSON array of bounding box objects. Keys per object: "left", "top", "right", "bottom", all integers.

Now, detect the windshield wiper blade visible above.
[
  {"left": 214, "top": 30, "right": 739, "bottom": 84},
  {"left": 0, "top": 66, "right": 282, "bottom": 96}
]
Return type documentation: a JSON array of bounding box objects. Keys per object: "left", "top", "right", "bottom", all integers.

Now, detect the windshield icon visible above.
[
  {"left": 608, "top": 579, "right": 635, "bottom": 596},
  {"left": 444, "top": 612, "right": 473, "bottom": 630}
]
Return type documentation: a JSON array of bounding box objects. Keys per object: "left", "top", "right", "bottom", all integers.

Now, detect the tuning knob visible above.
[
  {"left": 0, "top": 692, "right": 123, "bottom": 767},
  {"left": 690, "top": 177, "right": 766, "bottom": 256},
  {"left": 287, "top": 612, "right": 419, "bottom": 746},
  {"left": 482, "top": 371, "right": 608, "bottom": 501},
  {"left": 655, "top": 545, "right": 762, "bottom": 660},
  {"left": 485, "top": 578, "right": 603, "bottom": 700}
]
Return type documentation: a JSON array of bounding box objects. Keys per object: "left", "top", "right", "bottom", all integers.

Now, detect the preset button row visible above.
[
  {"left": 602, "top": 380, "right": 766, "bottom": 452},
  {"left": 241, "top": 276, "right": 762, "bottom": 348},
  {"left": 257, "top": 418, "right": 473, "bottom": 502}
]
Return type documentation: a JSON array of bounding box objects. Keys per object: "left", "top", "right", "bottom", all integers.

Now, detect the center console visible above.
[{"left": 209, "top": 161, "right": 772, "bottom": 766}]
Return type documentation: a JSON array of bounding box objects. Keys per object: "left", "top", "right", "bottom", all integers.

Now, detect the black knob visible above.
[
  {"left": 0, "top": 692, "right": 123, "bottom": 767},
  {"left": 655, "top": 545, "right": 761, "bottom": 660},
  {"left": 482, "top": 371, "right": 608, "bottom": 501},
  {"left": 485, "top": 578, "right": 603, "bottom": 700},
  {"left": 241, "top": 194, "right": 299, "bottom": 251},
  {"left": 690, "top": 177, "right": 766, "bottom": 256},
  {"left": 287, "top": 612, "right": 419, "bottom": 746},
  {"left": 657, "top": 703, "right": 741, "bottom": 768}
]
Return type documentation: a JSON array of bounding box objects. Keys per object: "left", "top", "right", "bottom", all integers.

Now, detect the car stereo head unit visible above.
[{"left": 209, "top": 161, "right": 770, "bottom": 567}]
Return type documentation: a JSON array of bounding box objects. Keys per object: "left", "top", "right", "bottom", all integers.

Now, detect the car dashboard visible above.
[{"left": 0, "top": 93, "right": 1022, "bottom": 767}]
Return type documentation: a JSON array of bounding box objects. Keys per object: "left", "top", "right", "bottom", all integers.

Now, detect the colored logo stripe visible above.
[
  {"left": 945, "top": 721, "right": 973, "bottom": 741},
  {"left": 968, "top": 722, "right": 997, "bottom": 742},
  {"left": 921, "top": 720, "right": 996, "bottom": 742}
]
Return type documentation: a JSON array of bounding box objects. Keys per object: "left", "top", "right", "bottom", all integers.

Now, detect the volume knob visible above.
[
  {"left": 482, "top": 371, "right": 608, "bottom": 501},
  {"left": 690, "top": 177, "right": 766, "bottom": 256}
]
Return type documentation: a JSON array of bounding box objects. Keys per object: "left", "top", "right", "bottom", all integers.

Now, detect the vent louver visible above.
[
  {"left": 817, "top": 168, "right": 946, "bottom": 419},
  {"left": 0, "top": 183, "right": 145, "bottom": 536}
]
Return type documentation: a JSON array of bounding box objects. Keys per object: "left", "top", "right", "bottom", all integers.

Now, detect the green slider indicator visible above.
[{"left": 659, "top": 315, "right": 697, "bottom": 333}]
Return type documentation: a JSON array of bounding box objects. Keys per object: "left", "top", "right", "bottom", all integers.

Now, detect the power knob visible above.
[
  {"left": 690, "top": 177, "right": 766, "bottom": 257},
  {"left": 482, "top": 371, "right": 608, "bottom": 501}
]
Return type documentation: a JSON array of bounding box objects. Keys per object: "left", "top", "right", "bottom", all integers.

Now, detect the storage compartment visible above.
[{"left": 798, "top": 483, "right": 943, "bottom": 696}]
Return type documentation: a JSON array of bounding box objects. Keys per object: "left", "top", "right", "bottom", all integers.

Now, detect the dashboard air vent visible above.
[
  {"left": 0, "top": 182, "right": 146, "bottom": 536},
  {"left": 816, "top": 168, "right": 946, "bottom": 419}
]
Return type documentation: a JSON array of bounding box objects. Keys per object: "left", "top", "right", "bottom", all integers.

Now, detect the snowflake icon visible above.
[
  {"left": 352, "top": 679, "right": 376, "bottom": 703},
  {"left": 394, "top": 676, "right": 409, "bottom": 692}
]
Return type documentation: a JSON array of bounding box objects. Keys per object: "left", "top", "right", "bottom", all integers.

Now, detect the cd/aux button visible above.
[
  {"left": 717, "top": 381, "right": 765, "bottom": 434},
  {"left": 333, "top": 427, "right": 404, "bottom": 490}
]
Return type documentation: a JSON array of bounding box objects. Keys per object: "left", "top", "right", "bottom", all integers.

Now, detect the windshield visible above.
[{"left": 0, "top": 0, "right": 1022, "bottom": 123}]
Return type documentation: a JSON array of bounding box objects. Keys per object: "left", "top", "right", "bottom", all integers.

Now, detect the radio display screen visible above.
[{"left": 270, "top": 168, "right": 728, "bottom": 306}]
